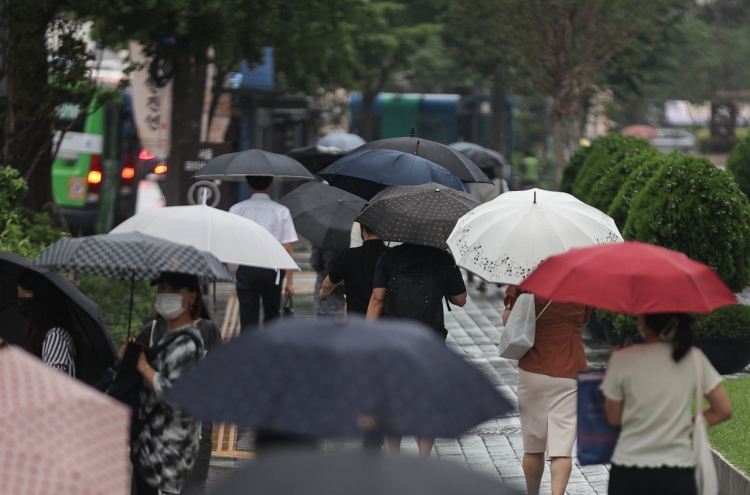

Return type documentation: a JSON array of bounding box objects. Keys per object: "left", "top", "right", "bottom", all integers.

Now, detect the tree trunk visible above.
[
  {"left": 359, "top": 89, "right": 378, "bottom": 142},
  {"left": 489, "top": 71, "right": 507, "bottom": 155},
  {"left": 553, "top": 115, "right": 566, "bottom": 187},
  {"left": 166, "top": 56, "right": 207, "bottom": 206}
]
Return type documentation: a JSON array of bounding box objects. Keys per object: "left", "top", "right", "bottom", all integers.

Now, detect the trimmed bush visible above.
[
  {"left": 727, "top": 137, "right": 750, "bottom": 199},
  {"left": 694, "top": 304, "right": 750, "bottom": 339},
  {"left": 598, "top": 309, "right": 640, "bottom": 337},
  {"left": 607, "top": 153, "right": 669, "bottom": 232},
  {"left": 560, "top": 145, "right": 591, "bottom": 194},
  {"left": 586, "top": 146, "right": 660, "bottom": 213},
  {"left": 624, "top": 155, "right": 750, "bottom": 292}
]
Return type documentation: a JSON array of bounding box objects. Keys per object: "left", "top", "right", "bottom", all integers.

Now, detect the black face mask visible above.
[{"left": 17, "top": 297, "right": 33, "bottom": 317}]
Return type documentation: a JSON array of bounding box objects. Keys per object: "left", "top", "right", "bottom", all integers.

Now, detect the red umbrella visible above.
[
  {"left": 518, "top": 241, "right": 736, "bottom": 314},
  {"left": 620, "top": 125, "right": 658, "bottom": 139}
]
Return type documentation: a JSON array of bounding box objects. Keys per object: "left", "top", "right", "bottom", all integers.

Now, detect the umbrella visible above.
[
  {"left": 620, "top": 125, "right": 658, "bottom": 139},
  {"left": 0, "top": 253, "right": 117, "bottom": 383},
  {"left": 318, "top": 149, "right": 465, "bottom": 200},
  {"left": 286, "top": 145, "right": 349, "bottom": 174},
  {"left": 317, "top": 132, "right": 366, "bottom": 151},
  {"left": 518, "top": 241, "right": 737, "bottom": 314},
  {"left": 166, "top": 317, "right": 513, "bottom": 439},
  {"left": 356, "top": 136, "right": 490, "bottom": 183},
  {"left": 110, "top": 204, "right": 299, "bottom": 270},
  {"left": 278, "top": 182, "right": 367, "bottom": 250},
  {"left": 192, "top": 149, "right": 316, "bottom": 182},
  {"left": 446, "top": 188, "right": 623, "bottom": 285},
  {"left": 0, "top": 346, "right": 130, "bottom": 495},
  {"left": 207, "top": 452, "right": 519, "bottom": 495},
  {"left": 449, "top": 142, "right": 508, "bottom": 169},
  {"left": 448, "top": 141, "right": 485, "bottom": 153},
  {"left": 356, "top": 183, "right": 481, "bottom": 250}
]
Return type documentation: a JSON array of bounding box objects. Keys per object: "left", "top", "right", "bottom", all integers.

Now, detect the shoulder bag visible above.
[
  {"left": 693, "top": 349, "right": 719, "bottom": 495},
  {"left": 498, "top": 294, "right": 551, "bottom": 360}
]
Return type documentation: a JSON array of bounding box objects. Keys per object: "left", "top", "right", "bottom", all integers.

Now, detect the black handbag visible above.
[{"left": 283, "top": 295, "right": 294, "bottom": 318}]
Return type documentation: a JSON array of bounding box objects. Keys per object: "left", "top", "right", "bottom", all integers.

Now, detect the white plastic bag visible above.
[
  {"left": 693, "top": 350, "right": 718, "bottom": 495},
  {"left": 498, "top": 294, "right": 550, "bottom": 360}
]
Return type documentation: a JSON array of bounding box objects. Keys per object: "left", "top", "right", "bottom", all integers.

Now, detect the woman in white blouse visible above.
[{"left": 601, "top": 313, "right": 732, "bottom": 495}]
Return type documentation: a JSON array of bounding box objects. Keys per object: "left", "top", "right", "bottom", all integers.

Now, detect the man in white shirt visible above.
[{"left": 229, "top": 176, "right": 297, "bottom": 329}]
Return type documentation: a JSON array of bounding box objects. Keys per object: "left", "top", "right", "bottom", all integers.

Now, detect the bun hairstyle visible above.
[{"left": 644, "top": 313, "right": 694, "bottom": 362}]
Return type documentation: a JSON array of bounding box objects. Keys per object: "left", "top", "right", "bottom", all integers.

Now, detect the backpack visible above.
[
  {"left": 95, "top": 329, "right": 203, "bottom": 442},
  {"left": 382, "top": 249, "right": 449, "bottom": 337}
]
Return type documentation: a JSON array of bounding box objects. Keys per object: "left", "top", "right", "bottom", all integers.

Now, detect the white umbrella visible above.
[
  {"left": 447, "top": 188, "right": 623, "bottom": 285},
  {"left": 111, "top": 204, "right": 299, "bottom": 271}
]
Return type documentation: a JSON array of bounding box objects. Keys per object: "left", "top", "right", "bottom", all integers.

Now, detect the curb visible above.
[
  {"left": 714, "top": 450, "right": 750, "bottom": 495},
  {"left": 209, "top": 455, "right": 253, "bottom": 470}
]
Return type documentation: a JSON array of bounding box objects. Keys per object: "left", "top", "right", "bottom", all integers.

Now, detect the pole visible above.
[{"left": 127, "top": 271, "right": 135, "bottom": 338}]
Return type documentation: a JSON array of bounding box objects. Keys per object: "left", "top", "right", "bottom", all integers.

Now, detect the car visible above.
[{"left": 650, "top": 128, "right": 695, "bottom": 153}]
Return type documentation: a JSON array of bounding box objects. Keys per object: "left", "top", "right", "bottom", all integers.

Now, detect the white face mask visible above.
[{"left": 155, "top": 293, "right": 187, "bottom": 321}]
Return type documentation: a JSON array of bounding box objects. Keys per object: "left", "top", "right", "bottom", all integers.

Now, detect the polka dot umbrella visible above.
[{"left": 355, "top": 182, "right": 481, "bottom": 250}]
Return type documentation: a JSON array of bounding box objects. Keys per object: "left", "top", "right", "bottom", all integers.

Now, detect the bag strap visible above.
[
  {"left": 145, "top": 329, "right": 203, "bottom": 363},
  {"left": 535, "top": 300, "right": 553, "bottom": 321},
  {"left": 693, "top": 348, "right": 705, "bottom": 420},
  {"left": 149, "top": 320, "right": 157, "bottom": 347}
]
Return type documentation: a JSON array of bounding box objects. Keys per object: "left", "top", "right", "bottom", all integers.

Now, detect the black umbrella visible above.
[
  {"left": 356, "top": 183, "right": 481, "bottom": 250},
  {"left": 462, "top": 147, "right": 508, "bottom": 170},
  {"left": 355, "top": 137, "right": 490, "bottom": 184},
  {"left": 318, "top": 149, "right": 465, "bottom": 201},
  {"left": 0, "top": 253, "right": 117, "bottom": 384},
  {"left": 166, "top": 317, "right": 513, "bottom": 439},
  {"left": 192, "top": 149, "right": 316, "bottom": 181},
  {"left": 278, "top": 182, "right": 367, "bottom": 250},
  {"left": 208, "top": 452, "right": 519, "bottom": 495},
  {"left": 286, "top": 145, "right": 350, "bottom": 174}
]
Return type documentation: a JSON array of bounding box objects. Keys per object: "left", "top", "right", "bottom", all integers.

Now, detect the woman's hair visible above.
[
  {"left": 644, "top": 313, "right": 694, "bottom": 362},
  {"left": 192, "top": 288, "right": 210, "bottom": 320},
  {"left": 19, "top": 271, "right": 74, "bottom": 356}
]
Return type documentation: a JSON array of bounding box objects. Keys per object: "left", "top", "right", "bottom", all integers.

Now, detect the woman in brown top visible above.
[{"left": 504, "top": 286, "right": 593, "bottom": 495}]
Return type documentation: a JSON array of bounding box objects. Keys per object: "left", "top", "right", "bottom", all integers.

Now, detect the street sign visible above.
[{"left": 179, "top": 142, "right": 235, "bottom": 209}]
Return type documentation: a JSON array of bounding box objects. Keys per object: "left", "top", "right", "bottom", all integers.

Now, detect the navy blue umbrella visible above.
[
  {"left": 166, "top": 317, "right": 513, "bottom": 439},
  {"left": 318, "top": 149, "right": 465, "bottom": 200}
]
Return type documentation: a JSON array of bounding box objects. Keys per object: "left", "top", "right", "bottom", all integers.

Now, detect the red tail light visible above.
[
  {"left": 154, "top": 163, "right": 167, "bottom": 174},
  {"left": 87, "top": 155, "right": 102, "bottom": 195}
]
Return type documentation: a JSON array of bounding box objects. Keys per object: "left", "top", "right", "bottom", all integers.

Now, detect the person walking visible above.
[
  {"left": 135, "top": 275, "right": 221, "bottom": 495},
  {"left": 319, "top": 224, "right": 389, "bottom": 316},
  {"left": 310, "top": 246, "right": 345, "bottom": 317},
  {"left": 229, "top": 176, "right": 297, "bottom": 329},
  {"left": 128, "top": 273, "right": 206, "bottom": 495},
  {"left": 503, "top": 285, "right": 592, "bottom": 495},
  {"left": 367, "top": 242, "right": 467, "bottom": 456},
  {"left": 601, "top": 313, "right": 732, "bottom": 495},
  {"left": 16, "top": 271, "right": 76, "bottom": 376}
]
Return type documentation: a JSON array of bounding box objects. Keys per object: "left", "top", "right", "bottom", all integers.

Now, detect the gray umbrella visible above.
[
  {"left": 193, "top": 149, "right": 316, "bottom": 181},
  {"left": 208, "top": 452, "right": 519, "bottom": 495}
]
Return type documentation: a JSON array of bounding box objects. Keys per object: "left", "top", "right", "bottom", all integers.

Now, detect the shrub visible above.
[
  {"left": 727, "top": 137, "right": 750, "bottom": 199},
  {"left": 586, "top": 146, "right": 660, "bottom": 213},
  {"left": 624, "top": 155, "right": 750, "bottom": 292},
  {"left": 571, "top": 134, "right": 652, "bottom": 204},
  {"left": 560, "top": 145, "right": 592, "bottom": 194},
  {"left": 694, "top": 304, "right": 750, "bottom": 339},
  {"left": 597, "top": 309, "right": 640, "bottom": 337},
  {"left": 607, "top": 153, "right": 668, "bottom": 231}
]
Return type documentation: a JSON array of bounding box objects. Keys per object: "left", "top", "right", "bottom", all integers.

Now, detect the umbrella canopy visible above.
[
  {"left": 447, "top": 188, "right": 623, "bottom": 285},
  {"left": 518, "top": 241, "right": 737, "bottom": 314},
  {"left": 319, "top": 149, "right": 465, "bottom": 200},
  {"left": 621, "top": 125, "right": 658, "bottom": 139},
  {"left": 356, "top": 136, "right": 490, "bottom": 183},
  {"left": 286, "top": 145, "right": 349, "bottom": 174},
  {"left": 166, "top": 317, "right": 513, "bottom": 439},
  {"left": 208, "top": 452, "right": 518, "bottom": 495},
  {"left": 317, "top": 132, "right": 366, "bottom": 151},
  {"left": 0, "top": 253, "right": 117, "bottom": 383},
  {"left": 0, "top": 347, "right": 130, "bottom": 495},
  {"left": 110, "top": 204, "right": 299, "bottom": 270},
  {"left": 462, "top": 147, "right": 508, "bottom": 170},
  {"left": 278, "top": 182, "right": 367, "bottom": 250},
  {"left": 356, "top": 183, "right": 481, "bottom": 249},
  {"left": 193, "top": 149, "right": 316, "bottom": 182},
  {"left": 34, "top": 232, "right": 234, "bottom": 283},
  {"left": 448, "top": 141, "right": 485, "bottom": 153}
]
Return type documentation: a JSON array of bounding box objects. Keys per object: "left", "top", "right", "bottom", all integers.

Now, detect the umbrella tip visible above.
[
  {"left": 410, "top": 127, "right": 415, "bottom": 137},
  {"left": 533, "top": 191, "right": 537, "bottom": 204}
]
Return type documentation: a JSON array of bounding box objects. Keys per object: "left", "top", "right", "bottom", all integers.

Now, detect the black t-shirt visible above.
[
  {"left": 328, "top": 240, "right": 390, "bottom": 315},
  {"left": 373, "top": 244, "right": 466, "bottom": 296}
]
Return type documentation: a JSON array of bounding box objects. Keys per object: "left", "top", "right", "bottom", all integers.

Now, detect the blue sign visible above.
[{"left": 240, "top": 47, "right": 274, "bottom": 91}]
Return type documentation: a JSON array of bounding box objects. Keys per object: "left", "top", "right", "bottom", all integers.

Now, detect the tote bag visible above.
[
  {"left": 498, "top": 294, "right": 551, "bottom": 359},
  {"left": 576, "top": 372, "right": 620, "bottom": 465},
  {"left": 693, "top": 350, "right": 718, "bottom": 495}
]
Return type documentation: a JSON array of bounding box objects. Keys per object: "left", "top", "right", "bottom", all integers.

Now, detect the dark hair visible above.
[
  {"left": 644, "top": 313, "right": 694, "bottom": 362},
  {"left": 361, "top": 223, "right": 375, "bottom": 236},
  {"left": 246, "top": 176, "right": 273, "bottom": 191},
  {"left": 193, "top": 288, "right": 210, "bottom": 320},
  {"left": 20, "top": 274, "right": 74, "bottom": 357}
]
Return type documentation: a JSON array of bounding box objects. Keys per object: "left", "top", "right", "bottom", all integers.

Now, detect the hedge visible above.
[
  {"left": 586, "top": 146, "right": 660, "bottom": 214},
  {"left": 727, "top": 137, "right": 750, "bottom": 199},
  {"left": 694, "top": 304, "right": 750, "bottom": 338},
  {"left": 624, "top": 155, "right": 750, "bottom": 292},
  {"left": 560, "top": 145, "right": 592, "bottom": 194},
  {"left": 607, "top": 153, "right": 669, "bottom": 231}
]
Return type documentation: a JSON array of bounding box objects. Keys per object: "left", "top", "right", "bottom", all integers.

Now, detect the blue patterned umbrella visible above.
[{"left": 166, "top": 317, "right": 513, "bottom": 438}]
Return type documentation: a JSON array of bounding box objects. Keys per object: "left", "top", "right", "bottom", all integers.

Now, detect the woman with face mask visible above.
[
  {"left": 16, "top": 270, "right": 76, "bottom": 376},
  {"left": 124, "top": 272, "right": 206, "bottom": 495}
]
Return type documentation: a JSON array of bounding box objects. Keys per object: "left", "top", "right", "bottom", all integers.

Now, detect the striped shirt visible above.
[{"left": 41, "top": 327, "right": 76, "bottom": 377}]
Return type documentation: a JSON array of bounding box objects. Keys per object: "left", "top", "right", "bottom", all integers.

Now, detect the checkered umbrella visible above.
[{"left": 355, "top": 183, "right": 481, "bottom": 250}]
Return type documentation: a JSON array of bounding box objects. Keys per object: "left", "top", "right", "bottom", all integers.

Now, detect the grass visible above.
[
  {"left": 695, "top": 127, "right": 750, "bottom": 140},
  {"left": 709, "top": 376, "right": 750, "bottom": 475}
]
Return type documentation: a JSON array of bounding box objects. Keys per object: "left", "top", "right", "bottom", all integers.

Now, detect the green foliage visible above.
[
  {"left": 607, "top": 153, "right": 668, "bottom": 231},
  {"left": 694, "top": 304, "right": 750, "bottom": 339},
  {"left": 597, "top": 309, "right": 640, "bottom": 337},
  {"left": 624, "top": 155, "right": 750, "bottom": 292},
  {"left": 0, "top": 166, "right": 67, "bottom": 258},
  {"left": 586, "top": 146, "right": 660, "bottom": 213},
  {"left": 727, "top": 137, "right": 750, "bottom": 199},
  {"left": 560, "top": 145, "right": 592, "bottom": 194},
  {"left": 76, "top": 275, "right": 157, "bottom": 347}
]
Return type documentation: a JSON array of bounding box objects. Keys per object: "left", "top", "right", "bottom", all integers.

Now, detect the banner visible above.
[{"left": 128, "top": 41, "right": 173, "bottom": 158}]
